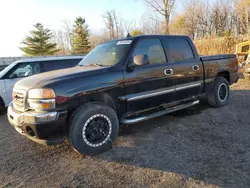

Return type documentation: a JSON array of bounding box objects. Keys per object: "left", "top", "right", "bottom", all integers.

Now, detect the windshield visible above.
[
  {"left": 0, "top": 62, "right": 17, "bottom": 79},
  {"left": 78, "top": 40, "right": 132, "bottom": 67}
]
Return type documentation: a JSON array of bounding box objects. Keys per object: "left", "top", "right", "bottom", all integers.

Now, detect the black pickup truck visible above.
[{"left": 7, "top": 35, "right": 238, "bottom": 155}]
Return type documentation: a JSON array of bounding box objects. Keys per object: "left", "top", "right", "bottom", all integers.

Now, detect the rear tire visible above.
[
  {"left": 207, "top": 77, "right": 230, "bottom": 107},
  {"left": 68, "top": 102, "right": 119, "bottom": 155}
]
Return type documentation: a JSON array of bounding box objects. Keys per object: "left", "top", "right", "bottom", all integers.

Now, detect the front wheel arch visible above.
[{"left": 67, "top": 102, "right": 119, "bottom": 155}]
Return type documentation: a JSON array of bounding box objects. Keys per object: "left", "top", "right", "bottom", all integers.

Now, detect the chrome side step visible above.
[{"left": 120, "top": 100, "right": 199, "bottom": 124}]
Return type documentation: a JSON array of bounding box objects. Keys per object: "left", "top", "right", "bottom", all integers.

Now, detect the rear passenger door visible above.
[
  {"left": 162, "top": 38, "right": 203, "bottom": 101},
  {"left": 123, "top": 38, "right": 175, "bottom": 113}
]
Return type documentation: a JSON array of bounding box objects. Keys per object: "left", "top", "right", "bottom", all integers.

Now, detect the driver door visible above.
[
  {"left": 123, "top": 37, "right": 175, "bottom": 114},
  {"left": 4, "top": 62, "right": 40, "bottom": 104}
]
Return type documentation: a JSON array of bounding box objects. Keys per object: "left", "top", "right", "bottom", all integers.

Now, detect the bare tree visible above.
[
  {"left": 103, "top": 10, "right": 115, "bottom": 39},
  {"left": 196, "top": 0, "right": 213, "bottom": 38},
  {"left": 234, "top": 0, "right": 250, "bottom": 34},
  {"left": 89, "top": 29, "right": 110, "bottom": 49},
  {"left": 210, "top": 0, "right": 230, "bottom": 36},
  {"left": 170, "top": 0, "right": 200, "bottom": 39},
  {"left": 62, "top": 20, "right": 73, "bottom": 51},
  {"left": 102, "top": 10, "right": 124, "bottom": 39},
  {"left": 183, "top": 0, "right": 199, "bottom": 39},
  {"left": 52, "top": 30, "right": 67, "bottom": 55},
  {"left": 171, "top": 0, "right": 234, "bottom": 39},
  {"left": 51, "top": 20, "right": 75, "bottom": 55},
  {"left": 124, "top": 20, "right": 138, "bottom": 33},
  {"left": 145, "top": 0, "right": 176, "bottom": 34},
  {"left": 170, "top": 14, "right": 186, "bottom": 35}
]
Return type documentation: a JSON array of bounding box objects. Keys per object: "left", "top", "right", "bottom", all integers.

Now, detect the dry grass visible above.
[{"left": 193, "top": 34, "right": 250, "bottom": 56}]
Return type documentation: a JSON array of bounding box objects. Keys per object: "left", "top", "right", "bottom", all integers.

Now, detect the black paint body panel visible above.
[{"left": 15, "top": 35, "right": 238, "bottom": 121}]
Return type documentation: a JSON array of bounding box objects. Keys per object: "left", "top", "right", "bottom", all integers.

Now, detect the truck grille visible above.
[{"left": 13, "top": 89, "right": 27, "bottom": 112}]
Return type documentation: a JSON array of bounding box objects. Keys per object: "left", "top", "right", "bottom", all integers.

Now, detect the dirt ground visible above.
[{"left": 0, "top": 79, "right": 250, "bottom": 188}]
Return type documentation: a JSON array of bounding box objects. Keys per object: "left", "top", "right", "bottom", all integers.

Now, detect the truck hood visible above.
[{"left": 15, "top": 66, "right": 106, "bottom": 90}]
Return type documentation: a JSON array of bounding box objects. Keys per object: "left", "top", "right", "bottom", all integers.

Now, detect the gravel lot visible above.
[{"left": 0, "top": 79, "right": 250, "bottom": 188}]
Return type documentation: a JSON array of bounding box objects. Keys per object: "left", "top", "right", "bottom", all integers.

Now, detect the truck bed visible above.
[
  {"left": 200, "top": 54, "right": 237, "bottom": 61},
  {"left": 200, "top": 54, "right": 238, "bottom": 87}
]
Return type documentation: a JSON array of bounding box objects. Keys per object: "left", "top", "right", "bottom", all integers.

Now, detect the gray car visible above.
[{"left": 0, "top": 56, "right": 84, "bottom": 111}]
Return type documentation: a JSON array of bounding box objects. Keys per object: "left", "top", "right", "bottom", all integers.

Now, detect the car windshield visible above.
[{"left": 78, "top": 40, "right": 132, "bottom": 67}]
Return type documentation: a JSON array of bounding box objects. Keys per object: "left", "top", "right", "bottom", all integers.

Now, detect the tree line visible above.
[
  {"left": 20, "top": 0, "right": 250, "bottom": 56},
  {"left": 20, "top": 17, "right": 90, "bottom": 56},
  {"left": 171, "top": 0, "right": 250, "bottom": 39}
]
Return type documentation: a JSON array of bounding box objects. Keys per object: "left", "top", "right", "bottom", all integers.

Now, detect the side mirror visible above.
[{"left": 129, "top": 55, "right": 149, "bottom": 70}]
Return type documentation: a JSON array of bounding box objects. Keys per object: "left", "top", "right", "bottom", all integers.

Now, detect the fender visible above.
[{"left": 65, "top": 91, "right": 123, "bottom": 118}]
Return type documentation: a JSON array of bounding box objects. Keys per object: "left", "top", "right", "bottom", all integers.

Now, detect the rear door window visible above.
[
  {"left": 67, "top": 59, "right": 82, "bottom": 66},
  {"left": 163, "top": 38, "right": 195, "bottom": 62},
  {"left": 43, "top": 59, "right": 81, "bottom": 72}
]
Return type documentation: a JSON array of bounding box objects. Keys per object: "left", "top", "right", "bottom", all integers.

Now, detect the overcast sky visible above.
[{"left": 0, "top": 0, "right": 185, "bottom": 57}]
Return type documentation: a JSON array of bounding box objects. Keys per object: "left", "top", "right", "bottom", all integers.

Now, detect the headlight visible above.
[
  {"left": 28, "top": 89, "right": 55, "bottom": 99},
  {"left": 28, "top": 89, "right": 56, "bottom": 111}
]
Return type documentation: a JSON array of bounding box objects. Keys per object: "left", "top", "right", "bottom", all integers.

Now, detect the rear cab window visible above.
[{"left": 163, "top": 38, "right": 195, "bottom": 62}]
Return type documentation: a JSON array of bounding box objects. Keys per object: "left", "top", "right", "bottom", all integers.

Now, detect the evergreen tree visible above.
[
  {"left": 71, "top": 17, "right": 90, "bottom": 54},
  {"left": 20, "top": 23, "right": 59, "bottom": 56}
]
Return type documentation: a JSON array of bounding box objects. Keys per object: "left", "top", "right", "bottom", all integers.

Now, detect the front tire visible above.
[
  {"left": 68, "top": 102, "right": 119, "bottom": 155},
  {"left": 207, "top": 77, "right": 230, "bottom": 107}
]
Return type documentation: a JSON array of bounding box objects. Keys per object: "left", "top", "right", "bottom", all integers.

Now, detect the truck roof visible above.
[
  {"left": 103, "top": 35, "right": 190, "bottom": 43},
  {"left": 128, "top": 34, "right": 190, "bottom": 39}
]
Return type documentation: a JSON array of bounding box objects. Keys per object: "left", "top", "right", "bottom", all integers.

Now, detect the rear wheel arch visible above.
[
  {"left": 204, "top": 71, "right": 230, "bottom": 94},
  {"left": 216, "top": 71, "right": 230, "bottom": 83}
]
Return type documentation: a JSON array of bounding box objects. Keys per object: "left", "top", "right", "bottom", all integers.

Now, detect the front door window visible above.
[{"left": 6, "top": 63, "right": 40, "bottom": 79}]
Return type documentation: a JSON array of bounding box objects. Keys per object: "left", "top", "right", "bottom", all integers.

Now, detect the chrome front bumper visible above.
[
  {"left": 7, "top": 102, "right": 67, "bottom": 146},
  {"left": 8, "top": 102, "right": 58, "bottom": 126}
]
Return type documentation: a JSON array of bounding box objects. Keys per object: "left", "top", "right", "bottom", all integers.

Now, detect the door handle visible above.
[
  {"left": 164, "top": 69, "right": 173, "bottom": 75},
  {"left": 192, "top": 65, "right": 199, "bottom": 71}
]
